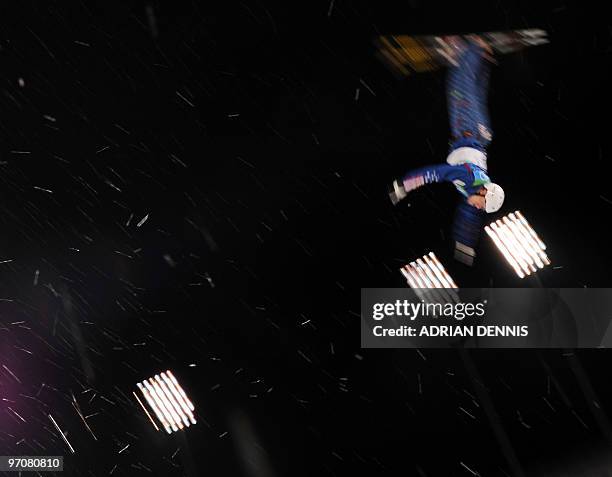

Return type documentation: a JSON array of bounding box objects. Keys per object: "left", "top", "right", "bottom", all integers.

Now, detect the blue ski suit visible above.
[
  {"left": 401, "top": 40, "right": 494, "bottom": 251},
  {"left": 401, "top": 161, "right": 491, "bottom": 199}
]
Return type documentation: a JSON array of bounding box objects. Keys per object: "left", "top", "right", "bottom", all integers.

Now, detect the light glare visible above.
[
  {"left": 136, "top": 370, "right": 196, "bottom": 434},
  {"left": 485, "top": 211, "right": 550, "bottom": 278}
]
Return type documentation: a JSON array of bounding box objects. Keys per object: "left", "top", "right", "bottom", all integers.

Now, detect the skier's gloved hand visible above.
[
  {"left": 388, "top": 179, "right": 407, "bottom": 205},
  {"left": 389, "top": 172, "right": 430, "bottom": 205}
]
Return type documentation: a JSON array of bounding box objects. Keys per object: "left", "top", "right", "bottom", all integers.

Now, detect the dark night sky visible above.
[{"left": 2, "top": 1, "right": 612, "bottom": 476}]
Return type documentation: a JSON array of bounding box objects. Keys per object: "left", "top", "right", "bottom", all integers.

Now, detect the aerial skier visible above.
[{"left": 387, "top": 35, "right": 506, "bottom": 264}]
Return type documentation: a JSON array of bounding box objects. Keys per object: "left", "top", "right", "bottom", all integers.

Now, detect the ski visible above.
[{"left": 375, "top": 29, "right": 549, "bottom": 77}]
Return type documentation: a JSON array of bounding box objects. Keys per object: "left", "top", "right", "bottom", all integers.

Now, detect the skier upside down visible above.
[{"left": 389, "top": 36, "right": 505, "bottom": 214}]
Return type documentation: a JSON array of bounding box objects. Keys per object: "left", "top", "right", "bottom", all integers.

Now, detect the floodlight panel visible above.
[
  {"left": 137, "top": 370, "right": 196, "bottom": 434},
  {"left": 486, "top": 211, "right": 550, "bottom": 278},
  {"left": 401, "top": 252, "right": 458, "bottom": 289}
]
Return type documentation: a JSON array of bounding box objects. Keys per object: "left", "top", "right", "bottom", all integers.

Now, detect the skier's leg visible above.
[
  {"left": 446, "top": 40, "right": 492, "bottom": 152},
  {"left": 472, "top": 40, "right": 493, "bottom": 146}
]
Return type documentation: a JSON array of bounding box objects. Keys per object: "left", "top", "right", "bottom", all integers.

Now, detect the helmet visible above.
[{"left": 483, "top": 183, "right": 505, "bottom": 213}]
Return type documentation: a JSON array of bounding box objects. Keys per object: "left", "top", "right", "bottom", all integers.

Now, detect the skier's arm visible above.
[
  {"left": 389, "top": 163, "right": 475, "bottom": 205},
  {"left": 453, "top": 200, "right": 485, "bottom": 266},
  {"left": 401, "top": 163, "right": 471, "bottom": 193}
]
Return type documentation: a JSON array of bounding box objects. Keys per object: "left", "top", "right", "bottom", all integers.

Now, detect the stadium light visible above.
[
  {"left": 400, "top": 252, "right": 460, "bottom": 304},
  {"left": 401, "top": 252, "right": 458, "bottom": 289},
  {"left": 136, "top": 370, "right": 196, "bottom": 434},
  {"left": 484, "top": 211, "right": 550, "bottom": 278}
]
